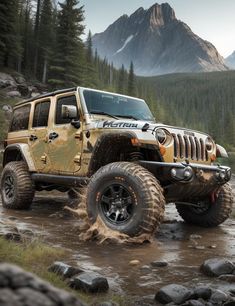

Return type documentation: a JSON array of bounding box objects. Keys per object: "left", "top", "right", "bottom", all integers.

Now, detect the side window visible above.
[
  {"left": 32, "top": 100, "right": 50, "bottom": 128},
  {"left": 56, "top": 95, "right": 78, "bottom": 124},
  {"left": 10, "top": 104, "right": 31, "bottom": 132}
]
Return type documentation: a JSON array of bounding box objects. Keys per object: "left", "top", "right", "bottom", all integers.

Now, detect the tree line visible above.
[{"left": 0, "top": 0, "right": 136, "bottom": 96}]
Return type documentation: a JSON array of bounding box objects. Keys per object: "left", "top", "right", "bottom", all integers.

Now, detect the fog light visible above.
[
  {"left": 220, "top": 170, "right": 226, "bottom": 180},
  {"left": 171, "top": 168, "right": 177, "bottom": 178},
  {"left": 184, "top": 167, "right": 193, "bottom": 179}
]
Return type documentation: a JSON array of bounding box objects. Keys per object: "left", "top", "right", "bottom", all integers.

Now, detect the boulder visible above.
[
  {"left": 48, "top": 262, "right": 83, "bottom": 279},
  {"left": 193, "top": 286, "right": 212, "bottom": 300},
  {"left": 6, "top": 90, "right": 21, "bottom": 98},
  {"left": 0, "top": 73, "right": 16, "bottom": 88},
  {"left": 182, "top": 300, "right": 205, "bottom": 306},
  {"left": 69, "top": 272, "right": 109, "bottom": 293},
  {"left": 17, "top": 84, "right": 29, "bottom": 97},
  {"left": 201, "top": 258, "right": 235, "bottom": 277},
  {"left": 155, "top": 284, "right": 192, "bottom": 304},
  {"left": 210, "top": 289, "right": 229, "bottom": 304},
  {"left": 0, "top": 263, "right": 85, "bottom": 306},
  {"left": 151, "top": 261, "right": 168, "bottom": 268},
  {"left": 218, "top": 274, "right": 235, "bottom": 282},
  {"left": 14, "top": 75, "right": 26, "bottom": 84}
]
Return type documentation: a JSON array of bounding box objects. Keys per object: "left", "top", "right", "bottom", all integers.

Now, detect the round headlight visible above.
[
  {"left": 156, "top": 129, "right": 167, "bottom": 144},
  {"left": 205, "top": 137, "right": 214, "bottom": 151}
]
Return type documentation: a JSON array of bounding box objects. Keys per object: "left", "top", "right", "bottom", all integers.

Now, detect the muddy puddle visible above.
[{"left": 0, "top": 178, "right": 235, "bottom": 304}]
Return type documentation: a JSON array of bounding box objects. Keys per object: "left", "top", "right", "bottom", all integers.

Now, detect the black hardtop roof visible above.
[{"left": 15, "top": 87, "right": 77, "bottom": 106}]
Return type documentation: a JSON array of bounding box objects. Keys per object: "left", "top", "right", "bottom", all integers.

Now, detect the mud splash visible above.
[{"left": 65, "top": 188, "right": 153, "bottom": 244}]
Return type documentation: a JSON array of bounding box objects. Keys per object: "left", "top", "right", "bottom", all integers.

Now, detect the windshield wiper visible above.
[
  {"left": 90, "top": 111, "right": 119, "bottom": 120},
  {"left": 116, "top": 114, "right": 139, "bottom": 120}
]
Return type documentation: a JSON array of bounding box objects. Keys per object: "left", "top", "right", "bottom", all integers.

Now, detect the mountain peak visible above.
[
  {"left": 147, "top": 3, "right": 176, "bottom": 27},
  {"left": 92, "top": 2, "right": 227, "bottom": 76}
]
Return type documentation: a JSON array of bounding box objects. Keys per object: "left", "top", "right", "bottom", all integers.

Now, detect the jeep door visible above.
[
  {"left": 28, "top": 99, "right": 51, "bottom": 171},
  {"left": 45, "top": 92, "right": 83, "bottom": 174}
]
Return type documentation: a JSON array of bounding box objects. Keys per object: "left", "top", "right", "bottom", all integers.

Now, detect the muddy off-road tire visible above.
[
  {"left": 86, "top": 162, "right": 165, "bottom": 236},
  {"left": 1, "top": 161, "right": 35, "bottom": 209},
  {"left": 176, "top": 183, "right": 233, "bottom": 227}
]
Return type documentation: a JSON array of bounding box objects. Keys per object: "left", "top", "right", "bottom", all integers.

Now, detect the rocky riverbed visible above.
[{"left": 0, "top": 178, "right": 234, "bottom": 305}]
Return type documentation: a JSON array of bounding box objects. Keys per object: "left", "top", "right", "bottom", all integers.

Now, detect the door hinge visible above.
[
  {"left": 74, "top": 154, "right": 81, "bottom": 164},
  {"left": 75, "top": 131, "right": 83, "bottom": 140},
  {"left": 40, "top": 154, "right": 47, "bottom": 163}
]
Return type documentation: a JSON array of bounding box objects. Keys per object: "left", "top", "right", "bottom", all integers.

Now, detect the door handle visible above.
[
  {"left": 29, "top": 135, "right": 38, "bottom": 141},
  {"left": 48, "top": 132, "right": 59, "bottom": 140}
]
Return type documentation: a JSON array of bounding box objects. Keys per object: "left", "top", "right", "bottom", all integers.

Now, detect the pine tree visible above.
[
  {"left": 84, "top": 30, "right": 97, "bottom": 87},
  {"left": 49, "top": 0, "right": 85, "bottom": 88},
  {"left": 33, "top": 0, "right": 41, "bottom": 75},
  {"left": 127, "top": 61, "right": 136, "bottom": 96},
  {"left": 38, "top": 0, "right": 54, "bottom": 83},
  {"left": 117, "top": 64, "right": 125, "bottom": 94},
  {"left": 0, "top": 0, "right": 22, "bottom": 69}
]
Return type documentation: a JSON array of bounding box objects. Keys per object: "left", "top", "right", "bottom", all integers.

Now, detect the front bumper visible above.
[{"left": 139, "top": 161, "right": 231, "bottom": 202}]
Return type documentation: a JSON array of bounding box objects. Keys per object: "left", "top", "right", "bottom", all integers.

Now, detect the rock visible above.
[
  {"left": 201, "top": 258, "right": 235, "bottom": 277},
  {"left": 14, "top": 75, "right": 26, "bottom": 84},
  {"left": 4, "top": 232, "right": 22, "bottom": 242},
  {"left": 155, "top": 284, "right": 192, "bottom": 304},
  {"left": 6, "top": 90, "right": 21, "bottom": 98},
  {"left": 16, "top": 288, "right": 55, "bottom": 306},
  {"left": 193, "top": 286, "right": 212, "bottom": 300},
  {"left": 69, "top": 272, "right": 109, "bottom": 293},
  {"left": 151, "top": 261, "right": 168, "bottom": 268},
  {"left": 0, "top": 263, "right": 85, "bottom": 305},
  {"left": 182, "top": 300, "right": 205, "bottom": 306},
  {"left": 189, "top": 234, "right": 202, "bottom": 240},
  {"left": 210, "top": 290, "right": 229, "bottom": 304},
  {"left": 0, "top": 72, "right": 16, "bottom": 88},
  {"left": 17, "top": 84, "right": 29, "bottom": 97},
  {"left": 140, "top": 265, "right": 151, "bottom": 272},
  {"left": 48, "top": 262, "right": 83, "bottom": 279},
  {"left": 223, "top": 301, "right": 235, "bottom": 306},
  {"left": 218, "top": 274, "right": 235, "bottom": 282},
  {"left": 129, "top": 260, "right": 140, "bottom": 266},
  {"left": 0, "top": 288, "right": 22, "bottom": 306}
]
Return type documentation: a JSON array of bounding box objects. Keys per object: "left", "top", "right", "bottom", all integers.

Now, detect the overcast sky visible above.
[{"left": 79, "top": 0, "right": 235, "bottom": 58}]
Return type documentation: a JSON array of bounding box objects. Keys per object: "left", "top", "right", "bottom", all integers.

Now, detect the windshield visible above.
[{"left": 83, "top": 89, "right": 154, "bottom": 121}]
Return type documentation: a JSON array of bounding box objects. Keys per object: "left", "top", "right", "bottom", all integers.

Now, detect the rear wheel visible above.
[
  {"left": 176, "top": 183, "right": 233, "bottom": 227},
  {"left": 86, "top": 162, "right": 165, "bottom": 236},
  {"left": 1, "top": 161, "right": 35, "bottom": 209}
]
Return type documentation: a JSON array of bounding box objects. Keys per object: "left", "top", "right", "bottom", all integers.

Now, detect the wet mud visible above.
[{"left": 0, "top": 178, "right": 234, "bottom": 303}]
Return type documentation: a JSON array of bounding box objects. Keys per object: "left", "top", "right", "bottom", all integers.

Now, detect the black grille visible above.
[{"left": 172, "top": 134, "right": 208, "bottom": 161}]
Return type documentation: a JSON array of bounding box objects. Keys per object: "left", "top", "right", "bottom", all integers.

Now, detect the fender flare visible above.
[
  {"left": 3, "top": 144, "right": 36, "bottom": 172},
  {"left": 88, "top": 131, "right": 137, "bottom": 175}
]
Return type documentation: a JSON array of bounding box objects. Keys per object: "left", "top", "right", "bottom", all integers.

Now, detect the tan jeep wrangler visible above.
[{"left": 1, "top": 87, "right": 233, "bottom": 236}]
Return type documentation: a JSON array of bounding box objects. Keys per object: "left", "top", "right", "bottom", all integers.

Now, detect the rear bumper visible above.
[{"left": 139, "top": 161, "right": 231, "bottom": 202}]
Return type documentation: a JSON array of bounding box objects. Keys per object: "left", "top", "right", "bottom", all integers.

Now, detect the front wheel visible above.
[
  {"left": 176, "top": 183, "right": 233, "bottom": 227},
  {"left": 86, "top": 162, "right": 165, "bottom": 237}
]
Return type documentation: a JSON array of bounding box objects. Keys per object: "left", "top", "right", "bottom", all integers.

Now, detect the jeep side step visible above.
[{"left": 31, "top": 173, "right": 89, "bottom": 187}]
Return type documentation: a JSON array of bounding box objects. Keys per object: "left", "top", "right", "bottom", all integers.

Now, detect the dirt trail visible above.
[{"left": 0, "top": 179, "right": 234, "bottom": 303}]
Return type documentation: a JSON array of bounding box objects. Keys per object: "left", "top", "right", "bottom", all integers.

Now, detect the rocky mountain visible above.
[
  {"left": 226, "top": 51, "right": 235, "bottom": 69},
  {"left": 92, "top": 3, "right": 228, "bottom": 76}
]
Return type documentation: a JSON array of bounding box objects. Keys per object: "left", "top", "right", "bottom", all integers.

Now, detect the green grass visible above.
[{"left": 0, "top": 237, "right": 129, "bottom": 305}]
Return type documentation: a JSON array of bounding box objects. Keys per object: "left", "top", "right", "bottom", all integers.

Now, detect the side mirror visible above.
[{"left": 61, "top": 105, "right": 78, "bottom": 120}]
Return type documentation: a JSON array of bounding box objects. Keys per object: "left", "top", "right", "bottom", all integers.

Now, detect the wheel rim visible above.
[
  {"left": 99, "top": 183, "right": 134, "bottom": 225},
  {"left": 3, "top": 175, "right": 15, "bottom": 200}
]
